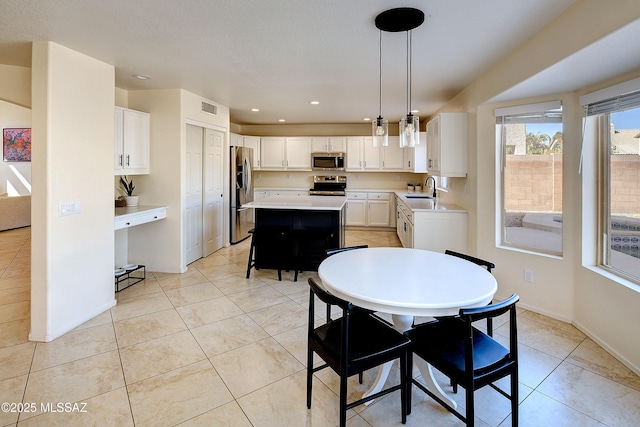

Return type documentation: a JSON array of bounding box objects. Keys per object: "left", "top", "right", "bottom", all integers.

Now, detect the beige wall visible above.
[
  {"left": 125, "top": 89, "right": 230, "bottom": 272},
  {"left": 30, "top": 42, "right": 116, "bottom": 341},
  {"left": 435, "top": 0, "right": 640, "bottom": 374},
  {"left": 0, "top": 64, "right": 31, "bottom": 108}
]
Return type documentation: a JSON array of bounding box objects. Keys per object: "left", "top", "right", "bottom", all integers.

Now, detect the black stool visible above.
[
  {"left": 246, "top": 228, "right": 295, "bottom": 281},
  {"left": 246, "top": 228, "right": 257, "bottom": 279}
]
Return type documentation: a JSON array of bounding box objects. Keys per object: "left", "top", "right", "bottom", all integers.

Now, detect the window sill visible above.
[{"left": 584, "top": 265, "right": 640, "bottom": 293}]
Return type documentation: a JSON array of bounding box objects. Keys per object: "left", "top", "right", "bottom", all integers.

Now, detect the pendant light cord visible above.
[
  {"left": 378, "top": 30, "right": 383, "bottom": 119},
  {"left": 406, "top": 30, "right": 412, "bottom": 116}
]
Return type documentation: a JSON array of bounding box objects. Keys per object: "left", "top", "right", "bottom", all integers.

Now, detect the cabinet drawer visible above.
[
  {"left": 115, "top": 208, "right": 167, "bottom": 230},
  {"left": 367, "top": 192, "right": 390, "bottom": 200},
  {"left": 346, "top": 192, "right": 367, "bottom": 200}
]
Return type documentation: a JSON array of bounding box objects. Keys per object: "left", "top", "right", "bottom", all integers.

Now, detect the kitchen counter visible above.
[
  {"left": 394, "top": 191, "right": 466, "bottom": 213},
  {"left": 243, "top": 195, "right": 347, "bottom": 211}
]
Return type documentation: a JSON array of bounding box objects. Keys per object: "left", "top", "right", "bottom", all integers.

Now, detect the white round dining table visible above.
[{"left": 318, "top": 247, "right": 498, "bottom": 409}]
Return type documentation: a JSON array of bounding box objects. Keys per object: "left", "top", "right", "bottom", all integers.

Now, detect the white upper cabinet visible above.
[
  {"left": 311, "top": 137, "right": 346, "bottom": 153},
  {"left": 381, "top": 136, "right": 404, "bottom": 170},
  {"left": 404, "top": 133, "right": 427, "bottom": 172},
  {"left": 329, "top": 137, "right": 346, "bottom": 152},
  {"left": 242, "top": 136, "right": 261, "bottom": 169},
  {"left": 362, "top": 137, "right": 380, "bottom": 170},
  {"left": 426, "top": 113, "right": 467, "bottom": 177},
  {"left": 260, "top": 137, "right": 311, "bottom": 170},
  {"left": 347, "top": 136, "right": 380, "bottom": 170},
  {"left": 260, "top": 137, "right": 286, "bottom": 169},
  {"left": 346, "top": 137, "right": 364, "bottom": 170},
  {"left": 115, "top": 107, "right": 150, "bottom": 175},
  {"left": 230, "top": 132, "right": 242, "bottom": 147},
  {"left": 285, "top": 137, "right": 312, "bottom": 169}
]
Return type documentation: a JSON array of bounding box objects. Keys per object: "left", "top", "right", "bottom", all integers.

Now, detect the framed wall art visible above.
[{"left": 3, "top": 128, "right": 31, "bottom": 162}]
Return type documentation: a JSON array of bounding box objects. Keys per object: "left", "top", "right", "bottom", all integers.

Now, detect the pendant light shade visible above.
[
  {"left": 400, "top": 113, "right": 419, "bottom": 147},
  {"left": 372, "top": 30, "right": 388, "bottom": 147},
  {"left": 399, "top": 29, "right": 419, "bottom": 147}
]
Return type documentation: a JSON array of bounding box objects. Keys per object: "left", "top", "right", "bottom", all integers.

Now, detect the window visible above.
[
  {"left": 583, "top": 84, "right": 640, "bottom": 282},
  {"left": 496, "top": 101, "right": 563, "bottom": 255}
]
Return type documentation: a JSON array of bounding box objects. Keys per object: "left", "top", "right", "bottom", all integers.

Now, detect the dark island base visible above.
[{"left": 253, "top": 208, "right": 345, "bottom": 277}]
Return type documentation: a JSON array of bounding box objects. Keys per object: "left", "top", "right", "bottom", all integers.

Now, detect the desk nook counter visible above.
[{"left": 243, "top": 195, "right": 347, "bottom": 278}]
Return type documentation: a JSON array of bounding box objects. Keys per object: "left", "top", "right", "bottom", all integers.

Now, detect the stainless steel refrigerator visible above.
[{"left": 230, "top": 146, "right": 254, "bottom": 244}]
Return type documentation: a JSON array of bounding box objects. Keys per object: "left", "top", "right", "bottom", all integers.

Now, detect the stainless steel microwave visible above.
[{"left": 311, "top": 152, "right": 345, "bottom": 171}]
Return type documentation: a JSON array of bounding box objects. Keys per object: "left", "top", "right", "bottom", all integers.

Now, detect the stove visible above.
[{"left": 309, "top": 175, "right": 347, "bottom": 196}]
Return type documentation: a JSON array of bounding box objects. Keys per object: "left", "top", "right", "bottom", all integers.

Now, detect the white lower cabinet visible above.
[
  {"left": 346, "top": 191, "right": 394, "bottom": 227},
  {"left": 396, "top": 197, "right": 467, "bottom": 252}
]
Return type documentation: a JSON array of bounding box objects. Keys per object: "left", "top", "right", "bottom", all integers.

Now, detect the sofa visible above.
[{"left": 0, "top": 194, "right": 31, "bottom": 231}]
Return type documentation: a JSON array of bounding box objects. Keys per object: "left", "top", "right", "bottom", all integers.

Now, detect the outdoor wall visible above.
[
  {"left": 505, "top": 154, "right": 562, "bottom": 212},
  {"left": 610, "top": 155, "right": 640, "bottom": 215},
  {"left": 504, "top": 153, "right": 639, "bottom": 215}
]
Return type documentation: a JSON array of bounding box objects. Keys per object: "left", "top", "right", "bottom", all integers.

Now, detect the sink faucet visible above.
[{"left": 425, "top": 176, "right": 436, "bottom": 198}]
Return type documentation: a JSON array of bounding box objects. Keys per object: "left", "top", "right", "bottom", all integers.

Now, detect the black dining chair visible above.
[
  {"left": 405, "top": 294, "right": 520, "bottom": 427},
  {"left": 306, "top": 278, "right": 410, "bottom": 427},
  {"left": 323, "top": 245, "right": 369, "bottom": 321},
  {"left": 444, "top": 249, "right": 496, "bottom": 335}
]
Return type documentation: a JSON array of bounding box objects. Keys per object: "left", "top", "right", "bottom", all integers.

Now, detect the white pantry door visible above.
[
  {"left": 185, "top": 124, "right": 203, "bottom": 265},
  {"left": 203, "top": 128, "right": 224, "bottom": 256}
]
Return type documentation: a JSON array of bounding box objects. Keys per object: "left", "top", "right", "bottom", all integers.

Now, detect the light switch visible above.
[{"left": 58, "top": 200, "right": 82, "bottom": 216}]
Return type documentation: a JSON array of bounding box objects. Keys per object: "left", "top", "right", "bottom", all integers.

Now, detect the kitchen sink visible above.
[{"left": 404, "top": 194, "right": 434, "bottom": 199}]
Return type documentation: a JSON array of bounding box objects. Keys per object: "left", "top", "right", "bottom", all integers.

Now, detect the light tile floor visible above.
[{"left": 1, "top": 226, "right": 640, "bottom": 426}]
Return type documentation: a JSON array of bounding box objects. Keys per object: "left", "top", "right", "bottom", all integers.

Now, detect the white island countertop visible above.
[
  {"left": 395, "top": 191, "right": 467, "bottom": 213},
  {"left": 243, "top": 195, "right": 347, "bottom": 211}
]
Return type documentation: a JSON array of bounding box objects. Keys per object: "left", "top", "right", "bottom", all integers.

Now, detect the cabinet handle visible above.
[
  {"left": 119, "top": 155, "right": 123, "bottom": 166},
  {"left": 126, "top": 155, "right": 130, "bottom": 166}
]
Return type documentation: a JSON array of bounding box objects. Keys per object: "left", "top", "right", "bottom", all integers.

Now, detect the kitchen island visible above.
[{"left": 242, "top": 195, "right": 347, "bottom": 279}]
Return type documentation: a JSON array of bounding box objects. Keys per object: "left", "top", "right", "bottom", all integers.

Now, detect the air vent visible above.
[{"left": 201, "top": 101, "right": 217, "bottom": 116}]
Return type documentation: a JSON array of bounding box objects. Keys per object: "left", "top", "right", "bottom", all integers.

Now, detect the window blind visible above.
[
  {"left": 583, "top": 90, "right": 640, "bottom": 116},
  {"left": 495, "top": 100, "right": 562, "bottom": 124}
]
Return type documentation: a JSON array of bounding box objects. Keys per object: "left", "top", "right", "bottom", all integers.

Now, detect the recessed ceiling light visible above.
[
  {"left": 278, "top": 119, "right": 286, "bottom": 122},
  {"left": 310, "top": 101, "right": 320, "bottom": 105},
  {"left": 132, "top": 74, "right": 151, "bottom": 80},
  {"left": 251, "top": 108, "right": 260, "bottom": 112},
  {"left": 364, "top": 118, "right": 371, "bottom": 121},
  {"left": 411, "top": 109, "right": 419, "bottom": 114}
]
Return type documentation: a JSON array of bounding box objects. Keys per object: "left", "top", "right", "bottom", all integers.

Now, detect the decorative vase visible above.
[
  {"left": 414, "top": 185, "right": 422, "bottom": 192},
  {"left": 407, "top": 185, "right": 414, "bottom": 192},
  {"left": 125, "top": 196, "right": 139, "bottom": 207}
]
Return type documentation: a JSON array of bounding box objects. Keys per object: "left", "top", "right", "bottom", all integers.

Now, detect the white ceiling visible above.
[{"left": 0, "top": 0, "right": 581, "bottom": 125}]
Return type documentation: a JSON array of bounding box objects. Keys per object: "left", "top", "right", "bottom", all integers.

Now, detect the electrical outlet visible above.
[
  {"left": 524, "top": 269, "right": 534, "bottom": 282},
  {"left": 396, "top": 175, "right": 401, "bottom": 181},
  {"left": 286, "top": 173, "right": 290, "bottom": 179}
]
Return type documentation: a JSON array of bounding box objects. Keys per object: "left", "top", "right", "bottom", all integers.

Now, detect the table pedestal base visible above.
[{"left": 362, "top": 314, "right": 457, "bottom": 410}]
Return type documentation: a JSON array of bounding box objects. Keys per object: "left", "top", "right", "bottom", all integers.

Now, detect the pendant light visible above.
[
  {"left": 372, "top": 29, "right": 388, "bottom": 147},
  {"left": 399, "top": 29, "right": 419, "bottom": 147},
  {"left": 374, "top": 7, "right": 424, "bottom": 148}
]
